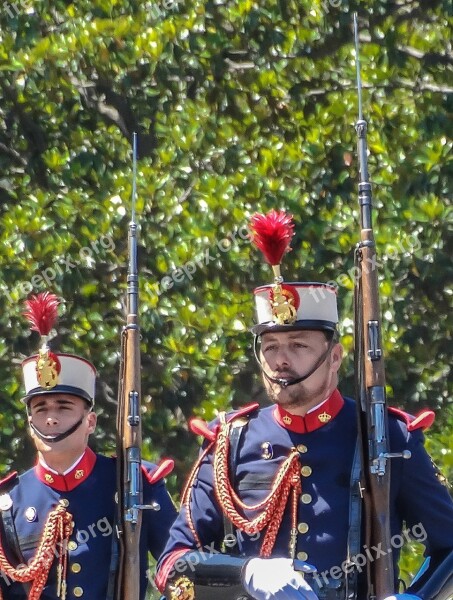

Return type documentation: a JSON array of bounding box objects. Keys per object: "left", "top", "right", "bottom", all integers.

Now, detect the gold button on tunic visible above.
[
  {"left": 297, "top": 551, "right": 308, "bottom": 561},
  {"left": 297, "top": 522, "right": 309, "bottom": 534}
]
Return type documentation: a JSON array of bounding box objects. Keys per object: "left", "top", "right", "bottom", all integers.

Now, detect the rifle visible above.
[
  {"left": 115, "top": 132, "right": 144, "bottom": 600},
  {"left": 352, "top": 15, "right": 410, "bottom": 600}
]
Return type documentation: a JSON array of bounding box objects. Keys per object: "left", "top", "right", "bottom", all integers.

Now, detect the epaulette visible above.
[
  {"left": 0, "top": 471, "right": 18, "bottom": 490},
  {"left": 189, "top": 418, "right": 217, "bottom": 442},
  {"left": 141, "top": 459, "right": 174, "bottom": 485},
  {"left": 228, "top": 403, "right": 260, "bottom": 424},
  {"left": 189, "top": 403, "right": 260, "bottom": 442},
  {"left": 388, "top": 407, "right": 435, "bottom": 431}
]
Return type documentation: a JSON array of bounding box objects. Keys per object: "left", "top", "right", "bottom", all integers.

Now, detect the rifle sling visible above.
[
  {"left": 0, "top": 507, "right": 25, "bottom": 566},
  {"left": 345, "top": 438, "right": 362, "bottom": 600},
  {"left": 0, "top": 508, "right": 31, "bottom": 595},
  {"left": 106, "top": 514, "right": 119, "bottom": 600}
]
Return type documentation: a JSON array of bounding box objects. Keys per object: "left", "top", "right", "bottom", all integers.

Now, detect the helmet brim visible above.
[{"left": 251, "top": 320, "right": 337, "bottom": 336}]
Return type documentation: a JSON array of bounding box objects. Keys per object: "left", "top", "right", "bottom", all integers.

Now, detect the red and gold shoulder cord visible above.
[
  {"left": 0, "top": 503, "right": 73, "bottom": 600},
  {"left": 182, "top": 411, "right": 302, "bottom": 557}
]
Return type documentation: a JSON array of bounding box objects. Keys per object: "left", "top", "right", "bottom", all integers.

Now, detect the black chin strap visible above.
[
  {"left": 28, "top": 416, "right": 85, "bottom": 443},
  {"left": 253, "top": 335, "right": 335, "bottom": 388}
]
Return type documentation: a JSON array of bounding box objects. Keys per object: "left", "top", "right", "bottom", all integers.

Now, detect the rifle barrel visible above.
[
  {"left": 115, "top": 132, "right": 143, "bottom": 600},
  {"left": 353, "top": 18, "right": 394, "bottom": 599}
]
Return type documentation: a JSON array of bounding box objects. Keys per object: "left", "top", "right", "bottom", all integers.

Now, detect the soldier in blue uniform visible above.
[
  {"left": 155, "top": 211, "right": 453, "bottom": 600},
  {"left": 0, "top": 292, "right": 177, "bottom": 599}
]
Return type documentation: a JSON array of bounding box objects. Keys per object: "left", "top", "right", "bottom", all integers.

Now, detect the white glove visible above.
[
  {"left": 383, "top": 596, "right": 421, "bottom": 600},
  {"left": 242, "top": 557, "right": 319, "bottom": 600}
]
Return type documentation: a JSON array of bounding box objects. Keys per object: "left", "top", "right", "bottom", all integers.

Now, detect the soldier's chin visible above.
[{"left": 267, "top": 386, "right": 291, "bottom": 404}]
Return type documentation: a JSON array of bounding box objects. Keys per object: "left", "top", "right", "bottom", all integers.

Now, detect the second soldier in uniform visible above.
[{"left": 0, "top": 292, "right": 177, "bottom": 599}]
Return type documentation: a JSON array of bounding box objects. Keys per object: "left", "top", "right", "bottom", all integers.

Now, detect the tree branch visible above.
[
  {"left": 70, "top": 76, "right": 158, "bottom": 157},
  {"left": 0, "top": 80, "right": 49, "bottom": 187},
  {"left": 0, "top": 142, "right": 27, "bottom": 166}
]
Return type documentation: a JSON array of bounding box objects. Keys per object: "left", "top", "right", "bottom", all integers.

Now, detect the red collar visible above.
[
  {"left": 273, "top": 389, "right": 344, "bottom": 433},
  {"left": 35, "top": 448, "right": 97, "bottom": 491}
]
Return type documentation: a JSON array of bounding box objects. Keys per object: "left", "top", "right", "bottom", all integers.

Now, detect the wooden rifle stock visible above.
[
  {"left": 115, "top": 133, "right": 143, "bottom": 600},
  {"left": 353, "top": 15, "right": 395, "bottom": 600}
]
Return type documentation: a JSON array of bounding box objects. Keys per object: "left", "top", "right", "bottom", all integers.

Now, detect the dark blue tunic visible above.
[
  {"left": 157, "top": 396, "right": 453, "bottom": 590},
  {"left": 0, "top": 453, "right": 177, "bottom": 599}
]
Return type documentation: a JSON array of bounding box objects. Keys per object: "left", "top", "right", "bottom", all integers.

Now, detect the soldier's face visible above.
[
  {"left": 259, "top": 330, "right": 343, "bottom": 412},
  {"left": 28, "top": 393, "right": 96, "bottom": 454}
]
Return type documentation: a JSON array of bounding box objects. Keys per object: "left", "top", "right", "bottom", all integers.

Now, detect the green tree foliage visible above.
[{"left": 0, "top": 0, "right": 451, "bottom": 587}]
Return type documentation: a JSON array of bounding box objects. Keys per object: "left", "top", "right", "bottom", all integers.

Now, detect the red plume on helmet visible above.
[
  {"left": 23, "top": 292, "right": 62, "bottom": 389},
  {"left": 249, "top": 210, "right": 338, "bottom": 335},
  {"left": 249, "top": 210, "right": 295, "bottom": 267},
  {"left": 23, "top": 292, "right": 59, "bottom": 337}
]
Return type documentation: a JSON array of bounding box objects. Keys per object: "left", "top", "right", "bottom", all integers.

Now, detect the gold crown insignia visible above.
[{"left": 318, "top": 412, "right": 331, "bottom": 423}]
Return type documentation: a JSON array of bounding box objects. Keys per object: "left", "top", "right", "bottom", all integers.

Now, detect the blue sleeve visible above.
[
  {"left": 156, "top": 444, "right": 224, "bottom": 571},
  {"left": 396, "top": 427, "right": 453, "bottom": 555},
  {"left": 143, "top": 475, "right": 178, "bottom": 560}
]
